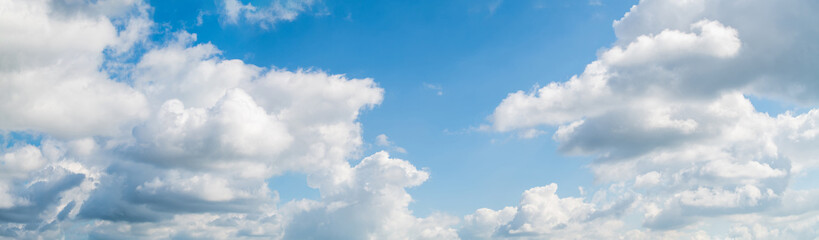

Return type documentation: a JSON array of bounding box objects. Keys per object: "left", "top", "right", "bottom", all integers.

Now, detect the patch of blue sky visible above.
[
  {"left": 2, "top": 131, "right": 44, "bottom": 149},
  {"left": 747, "top": 94, "right": 814, "bottom": 117},
  {"left": 790, "top": 168, "right": 819, "bottom": 191},
  {"left": 149, "top": 0, "right": 639, "bottom": 217},
  {"left": 266, "top": 172, "right": 321, "bottom": 203}
]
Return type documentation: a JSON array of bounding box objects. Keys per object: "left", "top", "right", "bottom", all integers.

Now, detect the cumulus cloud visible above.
[
  {"left": 0, "top": 0, "right": 150, "bottom": 139},
  {"left": 0, "top": 140, "right": 100, "bottom": 239},
  {"left": 0, "top": 146, "right": 48, "bottom": 208},
  {"left": 0, "top": 0, "right": 451, "bottom": 238},
  {"left": 489, "top": 0, "right": 819, "bottom": 236},
  {"left": 461, "top": 183, "right": 634, "bottom": 239},
  {"left": 3, "top": 0, "right": 819, "bottom": 239},
  {"left": 131, "top": 89, "right": 292, "bottom": 169},
  {"left": 284, "top": 151, "right": 456, "bottom": 239},
  {"left": 74, "top": 33, "right": 412, "bottom": 237}
]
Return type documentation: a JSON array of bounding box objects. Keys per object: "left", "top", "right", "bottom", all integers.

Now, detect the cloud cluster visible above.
[
  {"left": 0, "top": 0, "right": 452, "bottom": 239},
  {"left": 3, "top": 0, "right": 819, "bottom": 239},
  {"left": 460, "top": 183, "right": 635, "bottom": 239},
  {"left": 490, "top": 0, "right": 819, "bottom": 237}
]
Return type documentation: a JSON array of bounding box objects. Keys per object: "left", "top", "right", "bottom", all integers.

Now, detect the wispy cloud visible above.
[
  {"left": 588, "top": 0, "right": 602, "bottom": 7},
  {"left": 487, "top": 0, "right": 503, "bottom": 15},
  {"left": 423, "top": 82, "right": 443, "bottom": 96},
  {"left": 220, "top": 0, "right": 319, "bottom": 28},
  {"left": 375, "top": 134, "right": 407, "bottom": 153}
]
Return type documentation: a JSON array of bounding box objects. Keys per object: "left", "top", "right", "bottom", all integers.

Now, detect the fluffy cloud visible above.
[
  {"left": 0, "top": 0, "right": 450, "bottom": 238},
  {"left": 492, "top": 19, "right": 742, "bottom": 132},
  {"left": 0, "top": 0, "right": 151, "bottom": 139},
  {"left": 3, "top": 0, "right": 819, "bottom": 238},
  {"left": 459, "top": 207, "right": 517, "bottom": 239},
  {"left": 502, "top": 184, "right": 596, "bottom": 235},
  {"left": 489, "top": 0, "right": 819, "bottom": 236},
  {"left": 0, "top": 140, "right": 101, "bottom": 239},
  {"left": 461, "top": 183, "right": 634, "bottom": 239},
  {"left": 284, "top": 151, "right": 457, "bottom": 239},
  {"left": 0, "top": 146, "right": 48, "bottom": 208},
  {"left": 72, "top": 33, "right": 405, "bottom": 237},
  {"left": 612, "top": 0, "right": 819, "bottom": 103},
  {"left": 131, "top": 89, "right": 292, "bottom": 169}
]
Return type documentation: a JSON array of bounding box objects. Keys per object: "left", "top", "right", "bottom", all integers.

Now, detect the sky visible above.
[{"left": 1, "top": 0, "right": 819, "bottom": 239}]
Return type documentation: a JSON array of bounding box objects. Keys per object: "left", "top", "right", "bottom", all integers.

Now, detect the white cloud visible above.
[
  {"left": 131, "top": 89, "right": 293, "bottom": 170},
  {"left": 0, "top": 140, "right": 101, "bottom": 239},
  {"left": 374, "top": 134, "right": 407, "bottom": 153},
  {"left": 676, "top": 185, "right": 766, "bottom": 208},
  {"left": 0, "top": 145, "right": 47, "bottom": 208},
  {"left": 601, "top": 20, "right": 741, "bottom": 67},
  {"left": 462, "top": 183, "right": 634, "bottom": 239},
  {"left": 375, "top": 134, "right": 391, "bottom": 146},
  {"left": 489, "top": 0, "right": 819, "bottom": 236},
  {"left": 74, "top": 31, "right": 396, "bottom": 238},
  {"left": 219, "top": 0, "right": 318, "bottom": 29},
  {"left": 504, "top": 183, "right": 596, "bottom": 235},
  {"left": 137, "top": 172, "right": 244, "bottom": 202},
  {"left": 634, "top": 171, "right": 661, "bottom": 189},
  {"left": 3, "top": 0, "right": 819, "bottom": 238},
  {"left": 423, "top": 82, "right": 444, "bottom": 96},
  {"left": 612, "top": 0, "right": 819, "bottom": 104},
  {"left": 491, "top": 19, "right": 741, "bottom": 133},
  {"left": 0, "top": 1, "right": 449, "bottom": 238},
  {"left": 0, "top": 0, "right": 431, "bottom": 238},
  {"left": 284, "top": 151, "right": 457, "bottom": 239},
  {"left": 459, "top": 207, "right": 517, "bottom": 239},
  {"left": 0, "top": 0, "right": 150, "bottom": 139}
]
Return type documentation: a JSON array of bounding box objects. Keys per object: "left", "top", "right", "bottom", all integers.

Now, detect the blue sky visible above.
[
  {"left": 147, "top": 0, "right": 637, "bottom": 216},
  {"left": 2, "top": 0, "right": 819, "bottom": 239}
]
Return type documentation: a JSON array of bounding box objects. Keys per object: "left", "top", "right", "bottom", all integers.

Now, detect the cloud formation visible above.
[
  {"left": 460, "top": 183, "right": 635, "bottom": 239},
  {"left": 0, "top": 0, "right": 151, "bottom": 139},
  {"left": 489, "top": 0, "right": 819, "bottom": 238},
  {"left": 2, "top": 0, "right": 819, "bottom": 239},
  {"left": 0, "top": 0, "right": 450, "bottom": 238}
]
